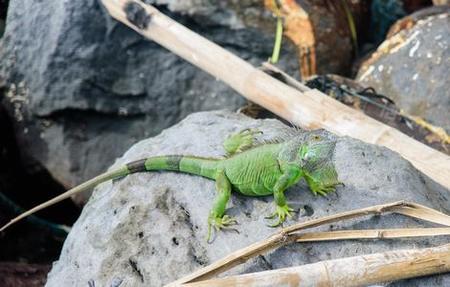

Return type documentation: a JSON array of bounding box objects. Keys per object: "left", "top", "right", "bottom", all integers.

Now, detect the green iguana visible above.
[{"left": 0, "top": 128, "right": 341, "bottom": 240}]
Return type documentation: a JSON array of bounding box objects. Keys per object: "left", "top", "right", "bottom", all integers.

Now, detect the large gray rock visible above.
[
  {"left": 357, "top": 10, "right": 450, "bottom": 133},
  {"left": 0, "top": 0, "right": 298, "bottom": 200},
  {"left": 46, "top": 110, "right": 450, "bottom": 287}
]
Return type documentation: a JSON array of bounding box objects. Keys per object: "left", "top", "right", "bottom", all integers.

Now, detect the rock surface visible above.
[
  {"left": 0, "top": 0, "right": 298, "bottom": 201},
  {"left": 357, "top": 9, "right": 450, "bottom": 133},
  {"left": 46, "top": 110, "right": 450, "bottom": 287}
]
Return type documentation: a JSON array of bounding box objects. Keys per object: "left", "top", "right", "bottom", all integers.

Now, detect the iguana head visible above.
[{"left": 280, "top": 130, "right": 337, "bottom": 168}]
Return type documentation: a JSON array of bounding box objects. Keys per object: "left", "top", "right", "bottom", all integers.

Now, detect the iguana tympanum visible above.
[{"left": 0, "top": 128, "right": 341, "bottom": 240}]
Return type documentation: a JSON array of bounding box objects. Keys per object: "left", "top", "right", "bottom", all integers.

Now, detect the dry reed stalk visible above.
[{"left": 182, "top": 243, "right": 450, "bottom": 287}]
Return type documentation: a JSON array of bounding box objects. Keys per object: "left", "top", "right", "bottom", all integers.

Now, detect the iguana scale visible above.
[{"left": 0, "top": 129, "right": 341, "bottom": 240}]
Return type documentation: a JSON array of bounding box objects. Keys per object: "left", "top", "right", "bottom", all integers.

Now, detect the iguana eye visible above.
[
  {"left": 303, "top": 152, "right": 310, "bottom": 160},
  {"left": 313, "top": 135, "right": 321, "bottom": 141}
]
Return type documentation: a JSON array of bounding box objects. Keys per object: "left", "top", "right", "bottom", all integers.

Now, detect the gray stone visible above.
[
  {"left": 46, "top": 110, "right": 450, "bottom": 287},
  {"left": 0, "top": 0, "right": 298, "bottom": 200},
  {"left": 357, "top": 10, "right": 450, "bottom": 133}
]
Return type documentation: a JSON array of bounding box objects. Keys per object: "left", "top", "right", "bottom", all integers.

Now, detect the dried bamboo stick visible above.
[
  {"left": 294, "top": 227, "right": 450, "bottom": 242},
  {"left": 182, "top": 244, "right": 450, "bottom": 287},
  {"left": 167, "top": 201, "right": 450, "bottom": 285},
  {"left": 100, "top": 0, "right": 450, "bottom": 189}
]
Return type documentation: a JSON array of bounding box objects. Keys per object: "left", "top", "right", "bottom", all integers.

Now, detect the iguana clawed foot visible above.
[
  {"left": 310, "top": 184, "right": 336, "bottom": 196},
  {"left": 306, "top": 173, "right": 343, "bottom": 197},
  {"left": 223, "top": 128, "right": 262, "bottom": 155},
  {"left": 207, "top": 214, "right": 238, "bottom": 242},
  {"left": 265, "top": 204, "right": 294, "bottom": 227},
  {"left": 309, "top": 181, "right": 344, "bottom": 197}
]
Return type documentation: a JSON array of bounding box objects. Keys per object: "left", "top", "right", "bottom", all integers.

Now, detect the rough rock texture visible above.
[
  {"left": 357, "top": 10, "right": 450, "bottom": 133},
  {"left": 46, "top": 110, "right": 450, "bottom": 287},
  {"left": 0, "top": 0, "right": 298, "bottom": 202}
]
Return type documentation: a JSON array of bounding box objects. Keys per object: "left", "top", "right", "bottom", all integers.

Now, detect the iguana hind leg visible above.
[
  {"left": 223, "top": 128, "right": 262, "bottom": 155},
  {"left": 207, "top": 169, "right": 237, "bottom": 241}
]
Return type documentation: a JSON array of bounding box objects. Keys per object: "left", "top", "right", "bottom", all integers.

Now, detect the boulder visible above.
[
  {"left": 46, "top": 110, "right": 450, "bottom": 287},
  {"left": 357, "top": 8, "right": 450, "bottom": 133},
  {"left": 0, "top": 0, "right": 298, "bottom": 203}
]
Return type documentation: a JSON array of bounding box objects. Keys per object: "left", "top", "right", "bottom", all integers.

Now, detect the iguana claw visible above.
[
  {"left": 265, "top": 204, "right": 294, "bottom": 227},
  {"left": 207, "top": 214, "right": 238, "bottom": 242}
]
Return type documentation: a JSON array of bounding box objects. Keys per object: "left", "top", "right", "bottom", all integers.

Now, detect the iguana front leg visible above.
[
  {"left": 266, "top": 166, "right": 301, "bottom": 227},
  {"left": 299, "top": 138, "right": 342, "bottom": 196},
  {"left": 304, "top": 164, "right": 342, "bottom": 197},
  {"left": 207, "top": 169, "right": 237, "bottom": 241},
  {"left": 223, "top": 128, "right": 262, "bottom": 155}
]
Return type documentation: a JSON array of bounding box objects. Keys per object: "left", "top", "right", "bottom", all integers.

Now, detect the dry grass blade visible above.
[
  {"left": 391, "top": 201, "right": 450, "bottom": 226},
  {"left": 167, "top": 201, "right": 450, "bottom": 286},
  {"left": 182, "top": 244, "right": 450, "bottom": 287},
  {"left": 284, "top": 201, "right": 450, "bottom": 234}
]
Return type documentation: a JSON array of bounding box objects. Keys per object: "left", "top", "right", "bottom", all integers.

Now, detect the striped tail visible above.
[
  {"left": 0, "top": 155, "right": 219, "bottom": 232},
  {"left": 126, "top": 155, "right": 219, "bottom": 180}
]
